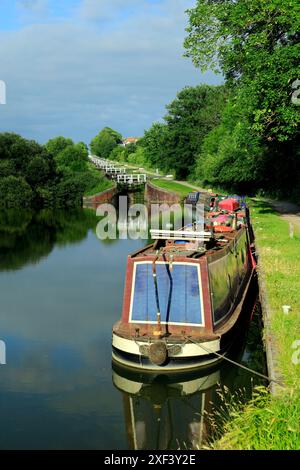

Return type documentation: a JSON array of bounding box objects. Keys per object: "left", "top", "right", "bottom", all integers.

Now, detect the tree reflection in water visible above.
[{"left": 0, "top": 209, "right": 100, "bottom": 271}]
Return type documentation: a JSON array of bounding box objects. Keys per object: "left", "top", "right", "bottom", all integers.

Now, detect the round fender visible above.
[{"left": 149, "top": 341, "right": 168, "bottom": 366}]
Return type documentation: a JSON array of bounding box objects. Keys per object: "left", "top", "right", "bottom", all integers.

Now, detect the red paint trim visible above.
[
  {"left": 121, "top": 257, "right": 134, "bottom": 323},
  {"left": 249, "top": 247, "right": 257, "bottom": 269},
  {"left": 120, "top": 256, "right": 213, "bottom": 336}
]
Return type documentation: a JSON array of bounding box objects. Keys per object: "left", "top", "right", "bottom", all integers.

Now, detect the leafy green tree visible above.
[
  {"left": 90, "top": 127, "right": 122, "bottom": 159},
  {"left": 35, "top": 185, "right": 57, "bottom": 208},
  {"left": 110, "top": 145, "right": 127, "bottom": 162},
  {"left": 184, "top": 0, "right": 300, "bottom": 140},
  {"left": 142, "top": 123, "right": 171, "bottom": 173},
  {"left": 0, "top": 176, "right": 33, "bottom": 208},
  {"left": 127, "top": 146, "right": 147, "bottom": 166},
  {"left": 142, "top": 85, "right": 227, "bottom": 178},
  {"left": 196, "top": 101, "right": 266, "bottom": 193},
  {"left": 184, "top": 0, "right": 300, "bottom": 196},
  {"left": 25, "top": 157, "right": 51, "bottom": 188},
  {"left": 45, "top": 136, "right": 74, "bottom": 157},
  {"left": 0, "top": 132, "right": 91, "bottom": 208},
  {"left": 55, "top": 177, "right": 84, "bottom": 208},
  {"left": 0, "top": 159, "right": 17, "bottom": 177},
  {"left": 0, "top": 133, "right": 23, "bottom": 160},
  {"left": 55, "top": 142, "right": 88, "bottom": 174}
]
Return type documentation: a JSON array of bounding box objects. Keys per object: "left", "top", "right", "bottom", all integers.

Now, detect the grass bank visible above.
[
  {"left": 84, "top": 163, "right": 114, "bottom": 197},
  {"left": 149, "top": 178, "right": 198, "bottom": 197},
  {"left": 212, "top": 199, "right": 300, "bottom": 450}
]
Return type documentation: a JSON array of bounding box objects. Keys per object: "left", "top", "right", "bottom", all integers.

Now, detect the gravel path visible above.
[{"left": 269, "top": 199, "right": 300, "bottom": 231}]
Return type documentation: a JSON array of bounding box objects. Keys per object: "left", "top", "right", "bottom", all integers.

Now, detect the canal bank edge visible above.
[
  {"left": 83, "top": 184, "right": 118, "bottom": 206},
  {"left": 145, "top": 181, "right": 183, "bottom": 204},
  {"left": 145, "top": 180, "right": 290, "bottom": 396},
  {"left": 255, "top": 239, "right": 283, "bottom": 395}
]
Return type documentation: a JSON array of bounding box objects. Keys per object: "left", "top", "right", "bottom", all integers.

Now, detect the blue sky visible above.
[{"left": 0, "top": 0, "right": 221, "bottom": 143}]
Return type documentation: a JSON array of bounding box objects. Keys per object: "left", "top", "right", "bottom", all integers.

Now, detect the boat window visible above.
[{"left": 130, "top": 262, "right": 204, "bottom": 326}]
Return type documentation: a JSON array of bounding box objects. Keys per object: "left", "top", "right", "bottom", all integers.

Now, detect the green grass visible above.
[
  {"left": 150, "top": 178, "right": 196, "bottom": 197},
  {"left": 211, "top": 199, "right": 300, "bottom": 450},
  {"left": 250, "top": 200, "right": 300, "bottom": 388},
  {"left": 212, "top": 387, "right": 300, "bottom": 450},
  {"left": 84, "top": 163, "right": 114, "bottom": 196}
]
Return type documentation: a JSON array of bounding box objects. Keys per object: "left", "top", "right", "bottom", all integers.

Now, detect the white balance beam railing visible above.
[{"left": 150, "top": 229, "right": 211, "bottom": 241}]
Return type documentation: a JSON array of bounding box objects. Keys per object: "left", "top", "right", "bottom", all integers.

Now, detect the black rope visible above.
[{"left": 152, "top": 257, "right": 161, "bottom": 322}]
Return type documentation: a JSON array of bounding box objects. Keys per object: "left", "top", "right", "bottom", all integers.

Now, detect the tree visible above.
[
  {"left": 25, "top": 156, "right": 51, "bottom": 188},
  {"left": 110, "top": 145, "right": 126, "bottom": 162},
  {"left": 184, "top": 0, "right": 300, "bottom": 196},
  {"left": 142, "top": 123, "right": 171, "bottom": 172},
  {"left": 0, "top": 159, "right": 16, "bottom": 177},
  {"left": 55, "top": 142, "right": 88, "bottom": 174},
  {"left": 0, "top": 176, "right": 33, "bottom": 208},
  {"left": 90, "top": 127, "right": 122, "bottom": 159},
  {"left": 196, "top": 99, "right": 267, "bottom": 193},
  {"left": 0, "top": 133, "right": 23, "bottom": 160},
  {"left": 142, "top": 85, "right": 228, "bottom": 178},
  {"left": 0, "top": 132, "right": 89, "bottom": 208},
  {"left": 55, "top": 177, "right": 84, "bottom": 208},
  {"left": 127, "top": 146, "right": 147, "bottom": 166},
  {"left": 45, "top": 136, "right": 74, "bottom": 157}
]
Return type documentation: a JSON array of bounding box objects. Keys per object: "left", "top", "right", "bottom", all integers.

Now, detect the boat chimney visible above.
[{"left": 232, "top": 212, "right": 238, "bottom": 230}]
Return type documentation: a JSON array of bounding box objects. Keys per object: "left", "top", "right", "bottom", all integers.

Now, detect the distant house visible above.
[{"left": 122, "top": 137, "right": 139, "bottom": 146}]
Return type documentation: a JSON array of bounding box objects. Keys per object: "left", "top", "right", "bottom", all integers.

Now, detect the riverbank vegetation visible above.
[
  {"left": 184, "top": 0, "right": 299, "bottom": 200},
  {"left": 142, "top": 85, "right": 228, "bottom": 179},
  {"left": 96, "top": 1, "right": 299, "bottom": 202},
  {"left": 0, "top": 133, "right": 111, "bottom": 209},
  {"left": 210, "top": 200, "right": 300, "bottom": 449},
  {"left": 149, "top": 179, "right": 198, "bottom": 198},
  {"left": 91, "top": 84, "right": 228, "bottom": 180}
]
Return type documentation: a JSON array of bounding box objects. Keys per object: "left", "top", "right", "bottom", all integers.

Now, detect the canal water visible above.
[{"left": 0, "top": 207, "right": 265, "bottom": 450}]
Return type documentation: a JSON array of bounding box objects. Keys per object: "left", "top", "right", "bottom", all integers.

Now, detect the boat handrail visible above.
[{"left": 150, "top": 229, "right": 212, "bottom": 241}]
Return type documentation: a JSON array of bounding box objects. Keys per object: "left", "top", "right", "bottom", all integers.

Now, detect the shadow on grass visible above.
[{"left": 250, "top": 200, "right": 276, "bottom": 215}]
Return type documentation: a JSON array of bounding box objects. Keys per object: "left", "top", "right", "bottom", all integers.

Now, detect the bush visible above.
[{"left": 0, "top": 176, "right": 34, "bottom": 208}]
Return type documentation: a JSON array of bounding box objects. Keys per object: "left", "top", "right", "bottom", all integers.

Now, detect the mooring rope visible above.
[{"left": 185, "top": 336, "right": 285, "bottom": 387}]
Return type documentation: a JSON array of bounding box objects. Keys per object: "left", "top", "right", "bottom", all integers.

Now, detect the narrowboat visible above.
[{"left": 112, "top": 195, "right": 256, "bottom": 371}]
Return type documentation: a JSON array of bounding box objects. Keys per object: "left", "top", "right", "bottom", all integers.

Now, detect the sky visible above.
[{"left": 0, "top": 0, "right": 221, "bottom": 144}]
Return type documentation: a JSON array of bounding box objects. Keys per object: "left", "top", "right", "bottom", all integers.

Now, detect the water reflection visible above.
[
  {"left": 0, "top": 204, "right": 266, "bottom": 449},
  {"left": 0, "top": 207, "right": 146, "bottom": 449},
  {"left": 112, "top": 307, "right": 266, "bottom": 450},
  {"left": 113, "top": 363, "right": 219, "bottom": 450},
  {"left": 0, "top": 209, "right": 99, "bottom": 271}
]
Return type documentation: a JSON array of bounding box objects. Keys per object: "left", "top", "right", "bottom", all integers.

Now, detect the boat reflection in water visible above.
[
  {"left": 112, "top": 304, "right": 266, "bottom": 451},
  {"left": 112, "top": 362, "right": 220, "bottom": 450}
]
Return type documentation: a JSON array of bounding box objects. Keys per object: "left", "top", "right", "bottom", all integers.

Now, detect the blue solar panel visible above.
[{"left": 131, "top": 263, "right": 203, "bottom": 325}]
